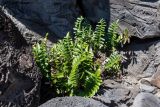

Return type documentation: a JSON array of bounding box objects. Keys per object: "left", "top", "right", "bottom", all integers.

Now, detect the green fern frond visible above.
[
  {"left": 73, "top": 16, "right": 84, "bottom": 37},
  {"left": 93, "top": 19, "right": 106, "bottom": 51},
  {"left": 107, "top": 20, "right": 120, "bottom": 51},
  {"left": 32, "top": 33, "right": 51, "bottom": 79},
  {"left": 68, "top": 43, "right": 95, "bottom": 96},
  {"left": 74, "top": 16, "right": 93, "bottom": 46},
  {"left": 82, "top": 66, "right": 102, "bottom": 97},
  {"left": 105, "top": 51, "right": 122, "bottom": 73}
]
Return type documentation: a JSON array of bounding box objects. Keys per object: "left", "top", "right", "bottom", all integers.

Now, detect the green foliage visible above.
[
  {"left": 107, "top": 20, "right": 120, "bottom": 51},
  {"left": 121, "top": 28, "right": 130, "bottom": 45},
  {"left": 104, "top": 20, "right": 130, "bottom": 75},
  {"left": 32, "top": 33, "right": 51, "bottom": 80},
  {"left": 74, "top": 16, "right": 106, "bottom": 53},
  {"left": 107, "top": 20, "right": 130, "bottom": 52},
  {"left": 33, "top": 16, "right": 130, "bottom": 98},
  {"left": 105, "top": 51, "right": 122, "bottom": 75},
  {"left": 33, "top": 33, "right": 102, "bottom": 97}
]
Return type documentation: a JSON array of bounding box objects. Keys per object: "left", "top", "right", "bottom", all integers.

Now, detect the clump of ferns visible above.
[
  {"left": 32, "top": 16, "right": 130, "bottom": 97},
  {"left": 104, "top": 20, "right": 130, "bottom": 78}
]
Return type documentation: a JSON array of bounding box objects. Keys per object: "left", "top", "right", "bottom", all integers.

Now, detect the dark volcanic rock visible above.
[
  {"left": 0, "top": 0, "right": 110, "bottom": 40},
  {"left": 0, "top": 0, "right": 80, "bottom": 40},
  {"left": 95, "top": 80, "right": 133, "bottom": 107},
  {"left": 0, "top": 7, "right": 41, "bottom": 107},
  {"left": 39, "top": 96, "right": 108, "bottom": 107},
  {"left": 110, "top": 0, "right": 160, "bottom": 39},
  {"left": 0, "top": 0, "right": 160, "bottom": 39},
  {"left": 120, "top": 38, "right": 160, "bottom": 106}
]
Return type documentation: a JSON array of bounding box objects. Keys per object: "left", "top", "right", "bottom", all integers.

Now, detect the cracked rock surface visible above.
[{"left": 0, "top": 9, "right": 41, "bottom": 107}]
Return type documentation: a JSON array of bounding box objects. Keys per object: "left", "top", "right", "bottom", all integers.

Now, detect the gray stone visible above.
[
  {"left": 121, "top": 39, "right": 160, "bottom": 106},
  {"left": 0, "top": 0, "right": 160, "bottom": 107},
  {"left": 133, "top": 92, "right": 160, "bottom": 107},
  {"left": 139, "top": 79, "right": 157, "bottom": 93},
  {"left": 122, "top": 39, "right": 160, "bottom": 80},
  {"left": 39, "top": 97, "right": 108, "bottom": 107},
  {"left": 103, "top": 80, "right": 122, "bottom": 89},
  {"left": 0, "top": 8, "right": 41, "bottom": 107},
  {"left": 104, "top": 88, "right": 131, "bottom": 103},
  {"left": 0, "top": 0, "right": 110, "bottom": 41},
  {"left": 81, "top": 0, "right": 110, "bottom": 24}
]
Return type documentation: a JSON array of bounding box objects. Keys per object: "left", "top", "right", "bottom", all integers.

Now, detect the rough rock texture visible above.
[
  {"left": 0, "top": 8, "right": 41, "bottom": 107},
  {"left": 133, "top": 92, "right": 160, "bottom": 107},
  {"left": 0, "top": 0, "right": 111, "bottom": 41},
  {"left": 39, "top": 96, "right": 108, "bottom": 107},
  {"left": 0, "top": 0, "right": 160, "bottom": 40},
  {"left": 110, "top": 0, "right": 160, "bottom": 39},
  {"left": 93, "top": 39, "right": 160, "bottom": 107},
  {"left": 94, "top": 79, "right": 138, "bottom": 107},
  {"left": 120, "top": 39, "right": 160, "bottom": 106},
  {"left": 122, "top": 39, "right": 160, "bottom": 80},
  {"left": 0, "top": 0, "right": 80, "bottom": 40}
]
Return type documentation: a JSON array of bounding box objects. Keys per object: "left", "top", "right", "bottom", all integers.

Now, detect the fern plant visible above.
[
  {"left": 74, "top": 16, "right": 106, "bottom": 54},
  {"left": 33, "top": 16, "right": 130, "bottom": 97},
  {"left": 104, "top": 20, "right": 130, "bottom": 75},
  {"left": 33, "top": 32, "right": 102, "bottom": 97}
]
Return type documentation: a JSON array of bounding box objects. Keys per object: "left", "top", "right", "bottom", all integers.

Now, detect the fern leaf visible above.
[
  {"left": 107, "top": 20, "right": 120, "bottom": 51},
  {"left": 32, "top": 34, "right": 51, "bottom": 79},
  {"left": 74, "top": 65, "right": 102, "bottom": 97},
  {"left": 105, "top": 51, "right": 122, "bottom": 72},
  {"left": 94, "top": 19, "right": 106, "bottom": 50},
  {"left": 73, "top": 16, "right": 84, "bottom": 37}
]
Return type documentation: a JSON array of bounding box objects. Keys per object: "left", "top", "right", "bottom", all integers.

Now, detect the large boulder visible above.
[
  {"left": 0, "top": 8, "right": 41, "bottom": 107},
  {"left": 39, "top": 96, "right": 108, "bottom": 107},
  {"left": 0, "top": 0, "right": 80, "bottom": 39}
]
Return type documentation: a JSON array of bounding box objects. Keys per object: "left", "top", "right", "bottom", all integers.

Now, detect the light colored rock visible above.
[
  {"left": 139, "top": 79, "right": 157, "bottom": 93},
  {"left": 133, "top": 92, "right": 160, "bottom": 107},
  {"left": 150, "top": 65, "right": 160, "bottom": 89}
]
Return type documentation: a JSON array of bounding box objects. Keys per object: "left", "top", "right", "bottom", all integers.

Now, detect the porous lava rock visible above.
[{"left": 0, "top": 8, "right": 41, "bottom": 107}]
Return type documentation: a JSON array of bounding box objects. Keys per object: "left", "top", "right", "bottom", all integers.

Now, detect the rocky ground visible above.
[{"left": 0, "top": 0, "right": 160, "bottom": 107}]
